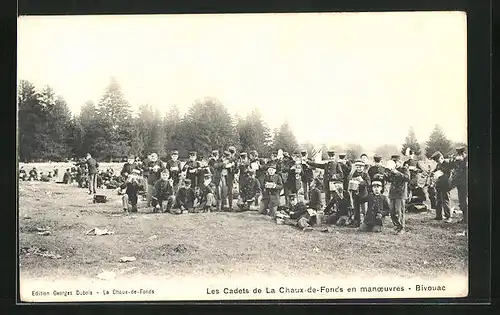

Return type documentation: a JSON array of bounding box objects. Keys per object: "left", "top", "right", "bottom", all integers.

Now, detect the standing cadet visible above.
[
  {"left": 430, "top": 151, "right": 455, "bottom": 223},
  {"left": 403, "top": 150, "right": 426, "bottom": 202},
  {"left": 259, "top": 163, "right": 283, "bottom": 218},
  {"left": 367, "top": 154, "right": 386, "bottom": 193},
  {"left": 249, "top": 150, "right": 266, "bottom": 206},
  {"left": 166, "top": 150, "right": 182, "bottom": 194},
  {"left": 337, "top": 153, "right": 351, "bottom": 191},
  {"left": 151, "top": 170, "right": 175, "bottom": 213},
  {"left": 453, "top": 146, "right": 468, "bottom": 224},
  {"left": 360, "top": 153, "right": 371, "bottom": 173},
  {"left": 182, "top": 151, "right": 202, "bottom": 188},
  {"left": 208, "top": 149, "right": 222, "bottom": 208},
  {"left": 300, "top": 150, "right": 314, "bottom": 201},
  {"left": 218, "top": 151, "right": 237, "bottom": 210},
  {"left": 347, "top": 160, "right": 371, "bottom": 228},
  {"left": 143, "top": 152, "right": 164, "bottom": 207},
  {"left": 307, "top": 150, "right": 344, "bottom": 205},
  {"left": 386, "top": 155, "right": 410, "bottom": 234},
  {"left": 84, "top": 153, "right": 99, "bottom": 195},
  {"left": 225, "top": 146, "right": 238, "bottom": 210}
]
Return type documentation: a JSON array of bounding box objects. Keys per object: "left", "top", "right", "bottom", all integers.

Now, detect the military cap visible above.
[
  {"left": 171, "top": 150, "right": 179, "bottom": 155},
  {"left": 240, "top": 152, "right": 247, "bottom": 157},
  {"left": 189, "top": 151, "right": 197, "bottom": 156},
  {"left": 373, "top": 173, "right": 384, "bottom": 181},
  {"left": 360, "top": 153, "right": 368, "bottom": 158},
  {"left": 390, "top": 154, "right": 400, "bottom": 160},
  {"left": 184, "top": 178, "right": 192, "bottom": 184},
  {"left": 327, "top": 150, "right": 335, "bottom": 155},
  {"left": 456, "top": 146, "right": 466, "bottom": 154},
  {"left": 300, "top": 149, "right": 307, "bottom": 154},
  {"left": 267, "top": 163, "right": 277, "bottom": 169},
  {"left": 223, "top": 150, "right": 231, "bottom": 156},
  {"left": 212, "top": 149, "right": 219, "bottom": 154},
  {"left": 431, "top": 151, "right": 443, "bottom": 160},
  {"left": 228, "top": 146, "right": 236, "bottom": 152},
  {"left": 338, "top": 153, "right": 346, "bottom": 158},
  {"left": 354, "top": 159, "right": 365, "bottom": 166},
  {"left": 249, "top": 150, "right": 258, "bottom": 155},
  {"left": 371, "top": 180, "right": 383, "bottom": 187},
  {"left": 373, "top": 154, "right": 382, "bottom": 162}
]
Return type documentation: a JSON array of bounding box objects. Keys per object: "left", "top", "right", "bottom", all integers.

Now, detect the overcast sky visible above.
[{"left": 17, "top": 12, "right": 467, "bottom": 149}]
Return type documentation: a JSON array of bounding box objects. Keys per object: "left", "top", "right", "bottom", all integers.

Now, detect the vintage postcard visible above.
[{"left": 17, "top": 12, "right": 468, "bottom": 302}]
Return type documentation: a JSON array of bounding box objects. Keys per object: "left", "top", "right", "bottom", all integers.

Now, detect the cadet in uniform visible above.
[
  {"left": 152, "top": 170, "right": 175, "bottom": 213},
  {"left": 166, "top": 150, "right": 182, "bottom": 194},
  {"left": 196, "top": 173, "right": 217, "bottom": 212},
  {"left": 403, "top": 150, "right": 426, "bottom": 202},
  {"left": 386, "top": 155, "right": 410, "bottom": 233},
  {"left": 300, "top": 150, "right": 314, "bottom": 201},
  {"left": 367, "top": 154, "right": 386, "bottom": 190},
  {"left": 249, "top": 150, "right": 266, "bottom": 206},
  {"left": 121, "top": 155, "right": 137, "bottom": 179},
  {"left": 174, "top": 179, "right": 196, "bottom": 212},
  {"left": 348, "top": 160, "right": 371, "bottom": 228},
  {"left": 143, "top": 152, "right": 165, "bottom": 207},
  {"left": 337, "top": 153, "right": 351, "bottom": 191},
  {"left": 259, "top": 163, "right": 283, "bottom": 218},
  {"left": 182, "top": 151, "right": 202, "bottom": 188},
  {"left": 359, "top": 180, "right": 391, "bottom": 233},
  {"left": 307, "top": 150, "right": 344, "bottom": 205},
  {"left": 453, "top": 146, "right": 468, "bottom": 224},
  {"left": 430, "top": 151, "right": 454, "bottom": 223}
]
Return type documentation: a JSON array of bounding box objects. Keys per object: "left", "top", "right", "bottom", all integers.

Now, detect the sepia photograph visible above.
[{"left": 17, "top": 12, "right": 469, "bottom": 302}]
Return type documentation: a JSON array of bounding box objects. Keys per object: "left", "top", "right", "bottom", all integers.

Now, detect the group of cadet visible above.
[{"left": 19, "top": 144, "right": 468, "bottom": 235}]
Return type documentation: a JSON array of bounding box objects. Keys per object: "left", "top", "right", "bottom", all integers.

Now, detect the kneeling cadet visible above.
[
  {"left": 120, "top": 169, "right": 146, "bottom": 213},
  {"left": 151, "top": 170, "right": 175, "bottom": 213},
  {"left": 359, "top": 180, "right": 391, "bottom": 232}
]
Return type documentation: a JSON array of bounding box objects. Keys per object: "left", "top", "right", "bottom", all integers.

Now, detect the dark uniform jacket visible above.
[
  {"left": 285, "top": 164, "right": 302, "bottom": 193},
  {"left": 367, "top": 164, "right": 386, "bottom": 183},
  {"left": 143, "top": 160, "right": 165, "bottom": 185},
  {"left": 387, "top": 167, "right": 410, "bottom": 199},
  {"left": 403, "top": 158, "right": 425, "bottom": 188},
  {"left": 308, "top": 160, "right": 344, "bottom": 183},
  {"left": 86, "top": 158, "right": 99, "bottom": 175},
  {"left": 176, "top": 186, "right": 196, "bottom": 209},
  {"left": 325, "top": 190, "right": 352, "bottom": 215},
  {"left": 339, "top": 161, "right": 351, "bottom": 190},
  {"left": 349, "top": 170, "right": 371, "bottom": 200},
  {"left": 308, "top": 187, "right": 323, "bottom": 211},
  {"left": 262, "top": 173, "right": 284, "bottom": 208},
  {"left": 153, "top": 179, "right": 174, "bottom": 200},
  {"left": 120, "top": 178, "right": 145, "bottom": 196},
  {"left": 451, "top": 156, "right": 467, "bottom": 188},
  {"left": 208, "top": 157, "right": 223, "bottom": 186},
  {"left": 434, "top": 160, "right": 454, "bottom": 192},
  {"left": 166, "top": 160, "right": 182, "bottom": 185},
  {"left": 62, "top": 171, "right": 72, "bottom": 183},
  {"left": 199, "top": 182, "right": 217, "bottom": 203},
  {"left": 300, "top": 161, "right": 314, "bottom": 183},
  {"left": 364, "top": 193, "right": 391, "bottom": 226},
  {"left": 288, "top": 202, "right": 309, "bottom": 220},
  {"left": 120, "top": 163, "right": 137, "bottom": 177},
  {"left": 240, "top": 177, "right": 261, "bottom": 200},
  {"left": 183, "top": 160, "right": 202, "bottom": 187}
]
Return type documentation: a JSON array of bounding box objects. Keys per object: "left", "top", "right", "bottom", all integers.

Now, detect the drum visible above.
[
  {"left": 265, "top": 181, "right": 275, "bottom": 189},
  {"left": 348, "top": 179, "right": 359, "bottom": 192}
]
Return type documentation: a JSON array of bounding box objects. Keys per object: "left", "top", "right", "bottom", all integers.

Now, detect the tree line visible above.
[{"left": 17, "top": 77, "right": 465, "bottom": 163}]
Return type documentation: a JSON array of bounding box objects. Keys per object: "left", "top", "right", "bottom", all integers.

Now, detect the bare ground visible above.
[{"left": 18, "top": 163, "right": 468, "bottom": 283}]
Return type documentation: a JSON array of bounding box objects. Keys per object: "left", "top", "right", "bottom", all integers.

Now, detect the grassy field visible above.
[{"left": 18, "top": 162, "right": 467, "bottom": 284}]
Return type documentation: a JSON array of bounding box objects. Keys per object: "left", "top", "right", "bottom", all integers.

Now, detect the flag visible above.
[{"left": 311, "top": 147, "right": 323, "bottom": 163}]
